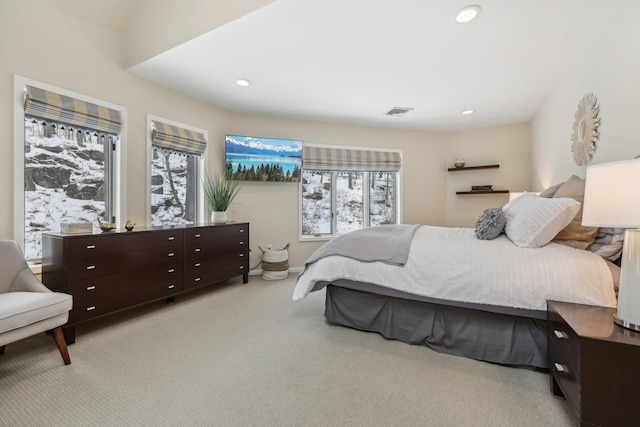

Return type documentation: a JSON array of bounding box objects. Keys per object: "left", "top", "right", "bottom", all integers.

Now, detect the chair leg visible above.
[
  {"left": 51, "top": 327, "right": 71, "bottom": 365},
  {"left": 0, "top": 345, "right": 4, "bottom": 355}
]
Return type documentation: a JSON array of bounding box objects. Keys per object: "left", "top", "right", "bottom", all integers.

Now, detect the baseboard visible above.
[{"left": 248, "top": 266, "right": 303, "bottom": 276}]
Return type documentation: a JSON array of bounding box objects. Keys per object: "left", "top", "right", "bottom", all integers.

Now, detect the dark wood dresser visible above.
[
  {"left": 547, "top": 300, "right": 640, "bottom": 427},
  {"left": 42, "top": 223, "right": 249, "bottom": 344}
]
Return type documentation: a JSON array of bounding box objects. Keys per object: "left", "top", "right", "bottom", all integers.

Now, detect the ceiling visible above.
[{"left": 123, "top": 1, "right": 612, "bottom": 131}]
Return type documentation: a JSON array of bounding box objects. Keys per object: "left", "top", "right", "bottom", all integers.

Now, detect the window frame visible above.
[
  {"left": 13, "top": 75, "right": 127, "bottom": 269},
  {"left": 145, "top": 114, "right": 206, "bottom": 225},
  {"left": 298, "top": 143, "right": 402, "bottom": 242}
]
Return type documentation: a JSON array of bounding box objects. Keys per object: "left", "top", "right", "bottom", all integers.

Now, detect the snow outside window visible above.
[
  {"left": 24, "top": 119, "right": 116, "bottom": 261},
  {"left": 151, "top": 148, "right": 198, "bottom": 226},
  {"left": 301, "top": 170, "right": 398, "bottom": 237}
]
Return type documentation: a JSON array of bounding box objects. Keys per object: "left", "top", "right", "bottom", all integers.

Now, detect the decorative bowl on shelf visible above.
[
  {"left": 471, "top": 185, "right": 493, "bottom": 191},
  {"left": 454, "top": 158, "right": 466, "bottom": 168}
]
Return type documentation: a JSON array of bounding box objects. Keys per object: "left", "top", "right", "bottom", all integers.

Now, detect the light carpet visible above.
[{"left": 0, "top": 274, "right": 579, "bottom": 426}]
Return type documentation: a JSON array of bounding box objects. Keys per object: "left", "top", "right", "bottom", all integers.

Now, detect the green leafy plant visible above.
[{"left": 203, "top": 171, "right": 241, "bottom": 212}]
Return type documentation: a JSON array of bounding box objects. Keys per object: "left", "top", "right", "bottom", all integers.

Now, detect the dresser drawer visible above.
[
  {"left": 65, "top": 230, "right": 183, "bottom": 259},
  {"left": 547, "top": 310, "right": 580, "bottom": 375},
  {"left": 549, "top": 335, "right": 581, "bottom": 413},
  {"left": 185, "top": 261, "right": 247, "bottom": 289},
  {"left": 66, "top": 246, "right": 184, "bottom": 280},
  {"left": 186, "top": 238, "right": 248, "bottom": 261},
  {"left": 186, "top": 253, "right": 248, "bottom": 273},
  {"left": 185, "top": 224, "right": 248, "bottom": 242},
  {"left": 69, "top": 279, "right": 183, "bottom": 323},
  {"left": 68, "top": 263, "right": 184, "bottom": 302}
]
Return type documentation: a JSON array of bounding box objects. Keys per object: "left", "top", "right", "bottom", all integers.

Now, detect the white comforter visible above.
[{"left": 293, "top": 225, "right": 617, "bottom": 311}]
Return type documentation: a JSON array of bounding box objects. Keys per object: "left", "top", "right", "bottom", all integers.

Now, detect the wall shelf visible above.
[
  {"left": 456, "top": 190, "right": 509, "bottom": 195},
  {"left": 448, "top": 164, "right": 499, "bottom": 172}
]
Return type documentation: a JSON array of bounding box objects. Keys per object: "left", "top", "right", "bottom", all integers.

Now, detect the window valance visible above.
[
  {"left": 24, "top": 85, "right": 122, "bottom": 135},
  {"left": 151, "top": 120, "right": 207, "bottom": 157},
  {"left": 302, "top": 146, "right": 401, "bottom": 172}
]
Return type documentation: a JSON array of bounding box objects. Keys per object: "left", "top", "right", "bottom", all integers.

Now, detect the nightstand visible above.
[{"left": 547, "top": 300, "right": 640, "bottom": 427}]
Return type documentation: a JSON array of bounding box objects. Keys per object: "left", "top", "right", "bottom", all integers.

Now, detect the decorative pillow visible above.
[
  {"left": 475, "top": 208, "right": 506, "bottom": 240},
  {"left": 551, "top": 175, "right": 599, "bottom": 250},
  {"left": 538, "top": 182, "right": 564, "bottom": 198},
  {"left": 587, "top": 227, "right": 625, "bottom": 261},
  {"left": 502, "top": 193, "right": 580, "bottom": 248}
]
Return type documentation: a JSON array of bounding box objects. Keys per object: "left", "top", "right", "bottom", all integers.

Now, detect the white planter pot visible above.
[{"left": 211, "top": 211, "right": 227, "bottom": 224}]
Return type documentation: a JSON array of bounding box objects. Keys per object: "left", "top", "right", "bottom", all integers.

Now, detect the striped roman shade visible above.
[
  {"left": 303, "top": 146, "right": 401, "bottom": 172},
  {"left": 151, "top": 120, "right": 207, "bottom": 157},
  {"left": 24, "top": 85, "right": 122, "bottom": 135}
]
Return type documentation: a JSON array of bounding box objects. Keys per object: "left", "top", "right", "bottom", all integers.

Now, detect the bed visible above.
[{"left": 293, "top": 188, "right": 621, "bottom": 369}]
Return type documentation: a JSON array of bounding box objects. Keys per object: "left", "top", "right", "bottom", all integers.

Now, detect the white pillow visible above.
[{"left": 502, "top": 193, "right": 581, "bottom": 248}]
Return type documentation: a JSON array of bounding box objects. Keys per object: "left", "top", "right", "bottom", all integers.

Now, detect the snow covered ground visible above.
[
  {"left": 24, "top": 121, "right": 105, "bottom": 260},
  {"left": 301, "top": 171, "right": 396, "bottom": 236},
  {"left": 150, "top": 149, "right": 194, "bottom": 226}
]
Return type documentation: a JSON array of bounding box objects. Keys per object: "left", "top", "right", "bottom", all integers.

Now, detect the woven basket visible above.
[{"left": 261, "top": 244, "right": 289, "bottom": 280}]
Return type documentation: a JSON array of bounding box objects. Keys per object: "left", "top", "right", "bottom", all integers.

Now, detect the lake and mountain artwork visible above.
[{"left": 225, "top": 135, "right": 302, "bottom": 182}]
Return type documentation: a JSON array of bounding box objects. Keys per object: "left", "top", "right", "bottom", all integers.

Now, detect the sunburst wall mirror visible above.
[{"left": 571, "top": 93, "right": 601, "bottom": 166}]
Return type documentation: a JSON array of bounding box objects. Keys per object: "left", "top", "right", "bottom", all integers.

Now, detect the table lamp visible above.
[{"left": 582, "top": 158, "right": 640, "bottom": 330}]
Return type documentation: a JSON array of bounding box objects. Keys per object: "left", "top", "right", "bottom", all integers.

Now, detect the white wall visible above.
[
  {"left": 531, "top": 2, "right": 640, "bottom": 189},
  {"left": 445, "top": 123, "right": 531, "bottom": 227}
]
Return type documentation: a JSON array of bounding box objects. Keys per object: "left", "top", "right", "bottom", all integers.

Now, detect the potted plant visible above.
[{"left": 203, "top": 170, "right": 241, "bottom": 224}]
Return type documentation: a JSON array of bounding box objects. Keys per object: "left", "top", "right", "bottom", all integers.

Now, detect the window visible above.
[
  {"left": 148, "top": 117, "right": 206, "bottom": 226},
  {"left": 16, "top": 80, "right": 125, "bottom": 262},
  {"left": 300, "top": 145, "right": 401, "bottom": 238}
]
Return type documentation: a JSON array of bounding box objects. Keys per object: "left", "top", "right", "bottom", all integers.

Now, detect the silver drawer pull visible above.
[
  {"left": 554, "top": 363, "right": 567, "bottom": 373},
  {"left": 86, "top": 265, "right": 96, "bottom": 270},
  {"left": 168, "top": 268, "right": 175, "bottom": 273},
  {"left": 195, "top": 234, "right": 201, "bottom": 238},
  {"left": 168, "top": 236, "right": 175, "bottom": 241},
  {"left": 86, "top": 245, "right": 96, "bottom": 249},
  {"left": 168, "top": 284, "right": 175, "bottom": 289},
  {"left": 86, "top": 306, "right": 96, "bottom": 311},
  {"left": 86, "top": 285, "right": 96, "bottom": 291},
  {"left": 195, "top": 263, "right": 201, "bottom": 267},
  {"left": 239, "top": 253, "right": 244, "bottom": 257},
  {"left": 195, "top": 248, "right": 201, "bottom": 252},
  {"left": 168, "top": 252, "right": 175, "bottom": 257},
  {"left": 240, "top": 229, "right": 245, "bottom": 233},
  {"left": 239, "top": 266, "right": 244, "bottom": 270},
  {"left": 195, "top": 277, "right": 201, "bottom": 282},
  {"left": 239, "top": 241, "right": 244, "bottom": 245},
  {"left": 554, "top": 330, "right": 568, "bottom": 339}
]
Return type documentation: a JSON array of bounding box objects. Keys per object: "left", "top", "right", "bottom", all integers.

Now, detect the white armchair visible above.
[{"left": 0, "top": 240, "right": 73, "bottom": 365}]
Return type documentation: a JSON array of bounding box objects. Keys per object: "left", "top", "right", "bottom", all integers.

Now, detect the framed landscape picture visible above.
[{"left": 225, "top": 135, "right": 302, "bottom": 182}]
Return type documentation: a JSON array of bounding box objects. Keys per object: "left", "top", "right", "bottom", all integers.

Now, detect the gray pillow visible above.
[
  {"left": 587, "top": 227, "right": 625, "bottom": 261},
  {"left": 539, "top": 182, "right": 564, "bottom": 198},
  {"left": 475, "top": 208, "right": 506, "bottom": 240}
]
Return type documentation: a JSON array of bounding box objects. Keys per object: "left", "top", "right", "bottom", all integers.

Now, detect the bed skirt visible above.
[{"left": 324, "top": 285, "right": 548, "bottom": 368}]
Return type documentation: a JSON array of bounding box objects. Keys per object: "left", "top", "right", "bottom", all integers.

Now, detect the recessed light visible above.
[
  {"left": 235, "top": 78, "right": 251, "bottom": 87},
  {"left": 455, "top": 5, "right": 482, "bottom": 23},
  {"left": 462, "top": 109, "right": 475, "bottom": 115}
]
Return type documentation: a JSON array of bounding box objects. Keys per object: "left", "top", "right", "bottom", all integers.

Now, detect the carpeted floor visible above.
[{"left": 0, "top": 274, "right": 579, "bottom": 426}]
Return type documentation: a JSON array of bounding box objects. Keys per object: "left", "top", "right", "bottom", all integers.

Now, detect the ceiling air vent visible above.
[{"left": 385, "top": 106, "right": 414, "bottom": 117}]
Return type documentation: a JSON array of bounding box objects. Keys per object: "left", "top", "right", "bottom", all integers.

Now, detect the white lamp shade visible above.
[{"left": 582, "top": 159, "right": 640, "bottom": 228}]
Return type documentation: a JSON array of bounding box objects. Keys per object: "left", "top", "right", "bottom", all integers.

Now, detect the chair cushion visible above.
[{"left": 0, "top": 292, "right": 72, "bottom": 334}]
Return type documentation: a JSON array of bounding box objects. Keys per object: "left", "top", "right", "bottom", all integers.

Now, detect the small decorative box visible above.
[
  {"left": 471, "top": 185, "right": 493, "bottom": 191},
  {"left": 60, "top": 222, "right": 93, "bottom": 234}
]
